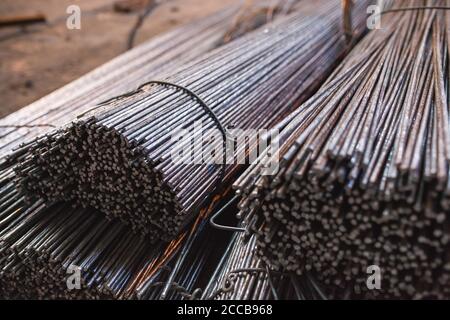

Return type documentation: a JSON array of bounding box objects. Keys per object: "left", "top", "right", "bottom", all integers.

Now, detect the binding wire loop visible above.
[
  {"left": 141, "top": 80, "right": 231, "bottom": 201},
  {"left": 80, "top": 79, "right": 246, "bottom": 232},
  {"left": 78, "top": 79, "right": 235, "bottom": 210}
]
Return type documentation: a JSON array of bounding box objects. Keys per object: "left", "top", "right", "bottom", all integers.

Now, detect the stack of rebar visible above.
[
  {"left": 0, "top": 0, "right": 304, "bottom": 157},
  {"left": 0, "top": 1, "right": 323, "bottom": 299},
  {"left": 202, "top": 196, "right": 327, "bottom": 300},
  {"left": 0, "top": 141, "right": 231, "bottom": 300},
  {"left": 13, "top": 0, "right": 371, "bottom": 242},
  {"left": 0, "top": 149, "right": 235, "bottom": 299},
  {"left": 234, "top": 0, "right": 450, "bottom": 299},
  {"left": 0, "top": 193, "right": 204, "bottom": 299},
  {"left": 0, "top": 7, "right": 243, "bottom": 157},
  {"left": 0, "top": 4, "right": 285, "bottom": 299}
]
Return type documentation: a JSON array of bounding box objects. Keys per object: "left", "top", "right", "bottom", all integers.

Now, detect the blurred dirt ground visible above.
[{"left": 0, "top": 0, "right": 238, "bottom": 118}]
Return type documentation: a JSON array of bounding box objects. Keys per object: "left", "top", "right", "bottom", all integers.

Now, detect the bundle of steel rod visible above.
[
  {"left": 12, "top": 0, "right": 372, "bottom": 241},
  {"left": 0, "top": 166, "right": 230, "bottom": 299},
  {"left": 0, "top": 2, "right": 306, "bottom": 299},
  {"left": 0, "top": 155, "right": 158, "bottom": 299},
  {"left": 0, "top": 8, "right": 242, "bottom": 297},
  {"left": 234, "top": 0, "right": 450, "bottom": 299},
  {"left": 202, "top": 198, "right": 327, "bottom": 300},
  {"left": 0, "top": 153, "right": 200, "bottom": 299},
  {"left": 202, "top": 230, "right": 327, "bottom": 300},
  {"left": 0, "top": 1, "right": 305, "bottom": 158},
  {"left": 0, "top": 197, "right": 185, "bottom": 299},
  {"left": 0, "top": 5, "right": 259, "bottom": 157}
]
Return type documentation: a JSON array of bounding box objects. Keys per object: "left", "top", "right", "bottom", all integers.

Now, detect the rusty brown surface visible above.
[{"left": 0, "top": 0, "right": 238, "bottom": 118}]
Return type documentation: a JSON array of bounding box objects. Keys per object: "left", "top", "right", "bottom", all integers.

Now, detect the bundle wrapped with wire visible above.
[
  {"left": 0, "top": 200, "right": 141, "bottom": 299},
  {"left": 0, "top": 9, "right": 243, "bottom": 297},
  {"left": 12, "top": 0, "right": 372, "bottom": 241},
  {"left": 0, "top": 2, "right": 307, "bottom": 299},
  {"left": 0, "top": 1, "right": 303, "bottom": 157},
  {"left": 0, "top": 6, "right": 244, "bottom": 157},
  {"left": 234, "top": 0, "right": 450, "bottom": 299}
]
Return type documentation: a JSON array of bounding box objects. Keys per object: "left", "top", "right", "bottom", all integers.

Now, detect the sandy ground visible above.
[{"left": 0, "top": 0, "right": 238, "bottom": 118}]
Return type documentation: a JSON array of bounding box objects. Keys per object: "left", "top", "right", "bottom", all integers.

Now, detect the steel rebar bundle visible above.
[
  {"left": 0, "top": 7, "right": 243, "bottom": 157},
  {"left": 0, "top": 3, "right": 306, "bottom": 299},
  {"left": 0, "top": 199, "right": 148, "bottom": 299},
  {"left": 0, "top": 147, "right": 227, "bottom": 299},
  {"left": 0, "top": 2, "right": 308, "bottom": 299},
  {"left": 202, "top": 197, "right": 327, "bottom": 300},
  {"left": 0, "top": 157, "right": 233, "bottom": 300},
  {"left": 0, "top": 196, "right": 201, "bottom": 299},
  {"left": 234, "top": 0, "right": 450, "bottom": 299},
  {"left": 12, "top": 0, "right": 372, "bottom": 242},
  {"left": 0, "top": 1, "right": 305, "bottom": 157},
  {"left": 0, "top": 8, "right": 237, "bottom": 298}
]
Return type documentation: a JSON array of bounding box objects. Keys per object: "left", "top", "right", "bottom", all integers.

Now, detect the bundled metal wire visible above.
[
  {"left": 0, "top": 1, "right": 303, "bottom": 157},
  {"left": 0, "top": 140, "right": 230, "bottom": 299},
  {"left": 0, "top": 157, "right": 155, "bottom": 299},
  {"left": 0, "top": 3, "right": 307, "bottom": 299},
  {"left": 12, "top": 0, "right": 372, "bottom": 241},
  {"left": 0, "top": 191, "right": 209, "bottom": 299},
  {"left": 0, "top": 199, "right": 148, "bottom": 299},
  {"left": 201, "top": 195, "right": 327, "bottom": 300},
  {"left": 235, "top": 0, "right": 450, "bottom": 299},
  {"left": 0, "top": 8, "right": 243, "bottom": 298},
  {"left": 0, "top": 6, "right": 242, "bottom": 157},
  {"left": 0, "top": 154, "right": 234, "bottom": 300}
]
